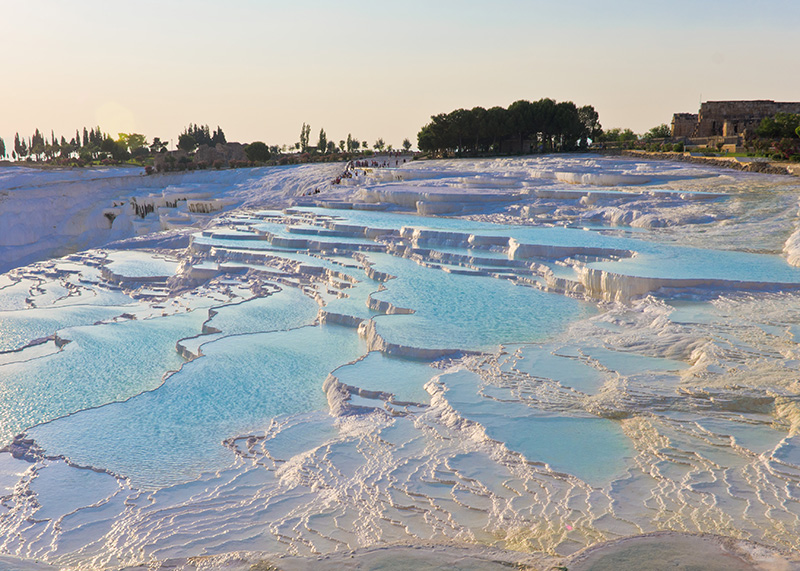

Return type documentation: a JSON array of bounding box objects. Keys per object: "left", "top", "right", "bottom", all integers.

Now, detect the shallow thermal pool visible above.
[{"left": 1, "top": 156, "right": 800, "bottom": 568}]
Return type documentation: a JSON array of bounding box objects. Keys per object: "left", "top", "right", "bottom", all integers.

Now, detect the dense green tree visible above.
[
  {"left": 485, "top": 106, "right": 510, "bottom": 151},
  {"left": 578, "top": 105, "right": 602, "bottom": 146},
  {"left": 30, "top": 128, "right": 46, "bottom": 159},
  {"left": 417, "top": 98, "right": 595, "bottom": 155},
  {"left": 402, "top": 138, "right": 412, "bottom": 152},
  {"left": 644, "top": 123, "right": 671, "bottom": 140},
  {"left": 178, "top": 133, "right": 197, "bottom": 152},
  {"left": 601, "top": 128, "right": 638, "bottom": 143},
  {"left": 339, "top": 140, "right": 346, "bottom": 152},
  {"left": 317, "top": 128, "right": 327, "bottom": 153},
  {"left": 326, "top": 141, "right": 337, "bottom": 153},
  {"left": 118, "top": 133, "right": 148, "bottom": 152},
  {"left": 59, "top": 137, "right": 74, "bottom": 158},
  {"left": 14, "top": 133, "right": 26, "bottom": 158},
  {"left": 182, "top": 124, "right": 218, "bottom": 146},
  {"left": 245, "top": 141, "right": 271, "bottom": 162},
  {"left": 757, "top": 113, "right": 800, "bottom": 139},
  {"left": 0, "top": 136, "right": 5, "bottom": 158},
  {"left": 211, "top": 126, "right": 226, "bottom": 146},
  {"left": 100, "top": 137, "right": 129, "bottom": 160}
]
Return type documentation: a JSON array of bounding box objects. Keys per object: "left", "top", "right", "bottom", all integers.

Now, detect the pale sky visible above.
[{"left": 1, "top": 0, "right": 798, "bottom": 150}]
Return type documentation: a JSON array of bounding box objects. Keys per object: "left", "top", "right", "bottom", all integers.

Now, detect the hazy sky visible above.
[{"left": 2, "top": 0, "right": 798, "bottom": 149}]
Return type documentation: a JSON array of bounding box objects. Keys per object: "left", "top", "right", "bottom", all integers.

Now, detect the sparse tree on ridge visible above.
[
  {"left": 346, "top": 134, "right": 361, "bottom": 153},
  {"left": 373, "top": 138, "right": 385, "bottom": 151},
  {"left": 300, "top": 123, "right": 311, "bottom": 152},
  {"left": 402, "top": 138, "right": 412, "bottom": 152},
  {"left": 150, "top": 137, "right": 167, "bottom": 153}
]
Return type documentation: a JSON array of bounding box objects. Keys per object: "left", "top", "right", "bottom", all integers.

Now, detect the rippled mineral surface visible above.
[{"left": 2, "top": 155, "right": 800, "bottom": 569}]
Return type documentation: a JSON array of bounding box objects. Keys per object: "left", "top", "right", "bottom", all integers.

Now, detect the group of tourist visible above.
[{"left": 330, "top": 155, "right": 408, "bottom": 186}]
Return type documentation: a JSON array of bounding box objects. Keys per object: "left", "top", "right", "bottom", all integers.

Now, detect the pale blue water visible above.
[
  {"left": 334, "top": 352, "right": 438, "bottom": 404},
  {"left": 0, "top": 304, "right": 133, "bottom": 351},
  {"left": 509, "top": 345, "right": 608, "bottom": 394},
  {"left": 438, "top": 369, "right": 634, "bottom": 486},
  {"left": 104, "top": 251, "right": 179, "bottom": 278},
  {"left": 205, "top": 287, "right": 319, "bottom": 335},
  {"left": 367, "top": 252, "right": 593, "bottom": 351},
  {"left": 30, "top": 324, "right": 367, "bottom": 488},
  {"left": 0, "top": 311, "right": 205, "bottom": 442}
]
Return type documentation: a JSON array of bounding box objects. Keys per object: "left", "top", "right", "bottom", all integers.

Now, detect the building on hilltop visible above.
[{"left": 671, "top": 100, "right": 800, "bottom": 149}]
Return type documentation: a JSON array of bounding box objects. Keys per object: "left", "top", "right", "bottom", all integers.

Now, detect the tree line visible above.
[
  {"left": 416, "top": 99, "right": 602, "bottom": 156},
  {"left": 177, "top": 124, "right": 227, "bottom": 151},
  {"left": 0, "top": 126, "right": 171, "bottom": 165},
  {"left": 0, "top": 120, "right": 416, "bottom": 167},
  {"left": 238, "top": 124, "right": 412, "bottom": 164}
]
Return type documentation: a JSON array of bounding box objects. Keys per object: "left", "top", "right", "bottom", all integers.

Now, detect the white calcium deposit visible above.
[{"left": 1, "top": 155, "right": 800, "bottom": 569}]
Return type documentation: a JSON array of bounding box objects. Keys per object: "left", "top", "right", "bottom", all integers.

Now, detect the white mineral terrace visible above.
[{"left": 1, "top": 156, "right": 800, "bottom": 569}]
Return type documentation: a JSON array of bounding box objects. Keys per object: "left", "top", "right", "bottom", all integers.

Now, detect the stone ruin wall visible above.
[
  {"left": 671, "top": 113, "right": 698, "bottom": 138},
  {"left": 672, "top": 100, "right": 800, "bottom": 139}
]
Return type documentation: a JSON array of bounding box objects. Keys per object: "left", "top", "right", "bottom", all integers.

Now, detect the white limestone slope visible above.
[{"left": 0, "top": 163, "right": 342, "bottom": 274}]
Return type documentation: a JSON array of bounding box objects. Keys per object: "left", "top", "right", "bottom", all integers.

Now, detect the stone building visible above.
[
  {"left": 670, "top": 113, "right": 699, "bottom": 138},
  {"left": 672, "top": 100, "right": 800, "bottom": 140},
  {"left": 153, "top": 143, "right": 248, "bottom": 171},
  {"left": 193, "top": 142, "right": 247, "bottom": 165}
]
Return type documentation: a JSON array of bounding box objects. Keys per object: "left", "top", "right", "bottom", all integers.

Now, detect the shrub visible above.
[
  {"left": 245, "top": 141, "right": 271, "bottom": 162},
  {"left": 144, "top": 165, "right": 154, "bottom": 175},
  {"left": 213, "top": 160, "right": 224, "bottom": 169}
]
